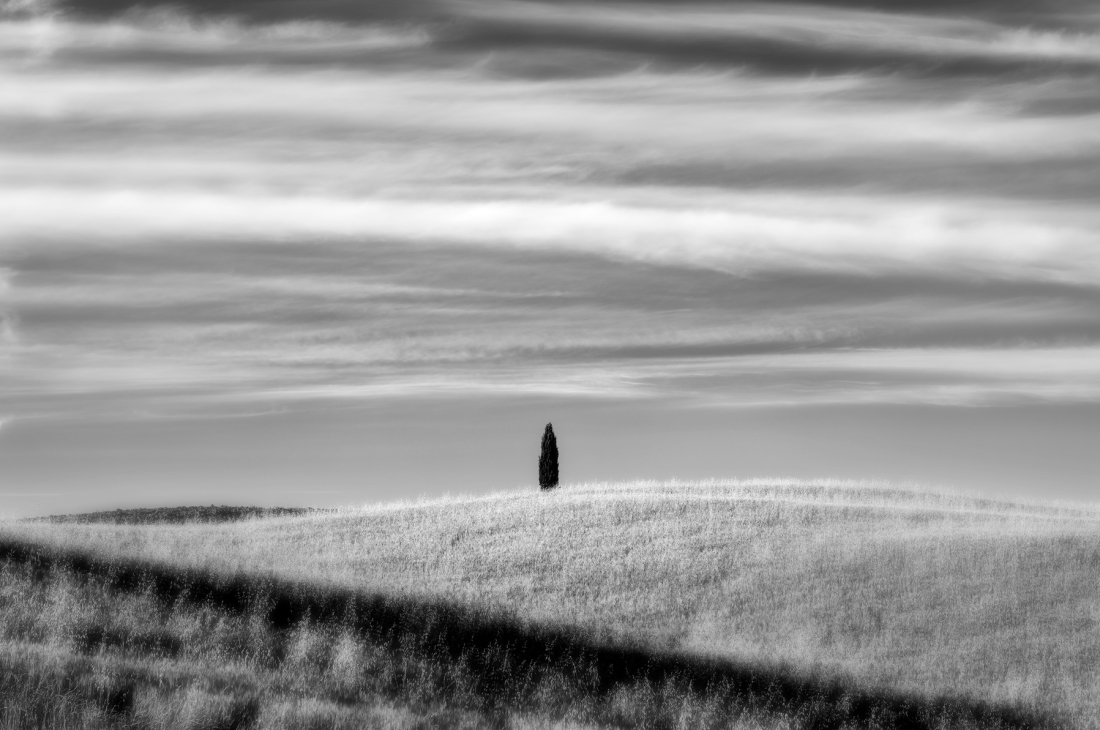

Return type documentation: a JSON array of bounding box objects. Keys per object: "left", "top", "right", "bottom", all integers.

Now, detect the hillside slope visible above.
[{"left": 5, "top": 480, "right": 1100, "bottom": 727}]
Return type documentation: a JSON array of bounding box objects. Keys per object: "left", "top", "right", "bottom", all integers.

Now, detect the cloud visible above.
[
  {"left": 0, "top": 268, "right": 17, "bottom": 351},
  {"left": 2, "top": 230, "right": 1098, "bottom": 421},
  {"left": 17, "top": 0, "right": 1098, "bottom": 74},
  {"left": 3, "top": 0, "right": 1100, "bottom": 419},
  {"left": 4, "top": 62, "right": 1099, "bottom": 158},
  {"left": 0, "top": 12, "right": 430, "bottom": 67},
  {"left": 2, "top": 186, "right": 1097, "bottom": 285},
  {"left": 444, "top": 1, "right": 1100, "bottom": 77},
  {"left": 170, "top": 345, "right": 1100, "bottom": 409},
  {"left": 36, "top": 0, "right": 433, "bottom": 24}
]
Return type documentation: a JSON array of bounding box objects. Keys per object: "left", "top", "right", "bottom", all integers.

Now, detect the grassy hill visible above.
[{"left": 1, "top": 480, "right": 1098, "bottom": 729}]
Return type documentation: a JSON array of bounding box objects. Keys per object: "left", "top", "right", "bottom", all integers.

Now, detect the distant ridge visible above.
[{"left": 28, "top": 505, "right": 325, "bottom": 525}]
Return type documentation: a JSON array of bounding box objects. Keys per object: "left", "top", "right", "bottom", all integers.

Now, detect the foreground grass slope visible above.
[
  {"left": 3, "top": 480, "right": 1098, "bottom": 728},
  {"left": 0, "top": 537, "right": 1042, "bottom": 730}
]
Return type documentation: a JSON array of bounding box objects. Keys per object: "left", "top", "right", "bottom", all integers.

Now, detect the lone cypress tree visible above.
[{"left": 538, "top": 423, "right": 559, "bottom": 490}]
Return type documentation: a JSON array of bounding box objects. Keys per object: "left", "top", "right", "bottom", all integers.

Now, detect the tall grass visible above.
[
  {"left": 2, "top": 480, "right": 1097, "bottom": 727},
  {"left": 0, "top": 537, "right": 1052, "bottom": 730}
]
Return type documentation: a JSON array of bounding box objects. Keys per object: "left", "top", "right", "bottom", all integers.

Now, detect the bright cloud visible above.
[{"left": 1, "top": 186, "right": 1096, "bottom": 283}]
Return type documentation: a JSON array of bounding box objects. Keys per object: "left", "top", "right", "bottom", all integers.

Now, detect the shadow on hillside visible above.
[{"left": 0, "top": 538, "right": 1056, "bottom": 730}]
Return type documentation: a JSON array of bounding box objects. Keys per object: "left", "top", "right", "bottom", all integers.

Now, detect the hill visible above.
[
  {"left": 29, "top": 505, "right": 324, "bottom": 525},
  {"left": 2, "top": 479, "right": 1098, "bottom": 728}
]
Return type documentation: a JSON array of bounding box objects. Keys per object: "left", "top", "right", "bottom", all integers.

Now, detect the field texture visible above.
[{"left": 2, "top": 480, "right": 1098, "bottom": 728}]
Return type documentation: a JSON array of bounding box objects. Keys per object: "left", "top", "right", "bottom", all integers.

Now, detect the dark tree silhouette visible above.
[{"left": 538, "top": 423, "right": 559, "bottom": 490}]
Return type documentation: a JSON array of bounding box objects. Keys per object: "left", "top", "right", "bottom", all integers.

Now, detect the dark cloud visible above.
[
  {"left": 52, "top": 0, "right": 435, "bottom": 24},
  {"left": 609, "top": 154, "right": 1100, "bottom": 202},
  {"left": 44, "top": 0, "right": 1098, "bottom": 28},
  {"left": 439, "top": 16, "right": 1100, "bottom": 79},
  {"left": 15, "top": 0, "right": 1093, "bottom": 80}
]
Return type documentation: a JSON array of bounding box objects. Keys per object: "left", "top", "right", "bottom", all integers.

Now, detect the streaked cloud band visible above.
[{"left": 2, "top": 0, "right": 1099, "bottom": 419}]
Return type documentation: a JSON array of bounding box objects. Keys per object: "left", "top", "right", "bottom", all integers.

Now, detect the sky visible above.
[{"left": 1, "top": 0, "right": 1099, "bottom": 515}]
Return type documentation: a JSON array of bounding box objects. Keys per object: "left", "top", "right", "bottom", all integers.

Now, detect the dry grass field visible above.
[{"left": 2, "top": 480, "right": 1098, "bottom": 729}]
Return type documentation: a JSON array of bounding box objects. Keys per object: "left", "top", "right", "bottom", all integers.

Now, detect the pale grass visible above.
[
  {"left": 4, "top": 479, "right": 1099, "bottom": 727},
  {"left": 0, "top": 562, "right": 494, "bottom": 729},
  {"left": 0, "top": 555, "right": 797, "bottom": 729}
]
